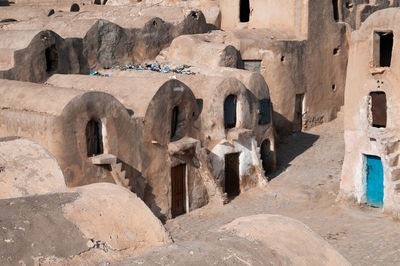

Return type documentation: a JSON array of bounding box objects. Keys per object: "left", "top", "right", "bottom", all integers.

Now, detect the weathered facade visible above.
[
  {"left": 340, "top": 8, "right": 400, "bottom": 216},
  {"left": 46, "top": 74, "right": 214, "bottom": 220},
  {"left": 0, "top": 80, "right": 136, "bottom": 191},
  {"left": 149, "top": 0, "right": 350, "bottom": 135},
  {"left": 0, "top": 6, "right": 208, "bottom": 80},
  {"left": 0, "top": 30, "right": 87, "bottom": 82},
  {"left": 47, "top": 72, "right": 274, "bottom": 219}
]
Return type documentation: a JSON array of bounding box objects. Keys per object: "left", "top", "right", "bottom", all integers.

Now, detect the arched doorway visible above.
[
  {"left": 70, "top": 3, "right": 80, "bottom": 12},
  {"left": 260, "top": 139, "right": 271, "bottom": 175},
  {"left": 86, "top": 119, "right": 104, "bottom": 157},
  {"left": 45, "top": 45, "right": 58, "bottom": 75}
]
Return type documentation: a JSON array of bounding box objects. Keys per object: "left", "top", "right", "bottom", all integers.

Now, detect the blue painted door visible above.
[{"left": 366, "top": 155, "right": 384, "bottom": 208}]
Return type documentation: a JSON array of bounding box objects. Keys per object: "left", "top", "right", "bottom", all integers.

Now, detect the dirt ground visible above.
[{"left": 166, "top": 113, "right": 400, "bottom": 266}]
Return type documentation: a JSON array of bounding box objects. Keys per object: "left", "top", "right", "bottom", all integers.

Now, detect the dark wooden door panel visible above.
[
  {"left": 371, "top": 92, "right": 387, "bottom": 128},
  {"left": 225, "top": 153, "right": 240, "bottom": 198},
  {"left": 171, "top": 164, "right": 185, "bottom": 217}
]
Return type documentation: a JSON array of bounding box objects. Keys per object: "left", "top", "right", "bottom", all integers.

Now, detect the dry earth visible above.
[{"left": 166, "top": 113, "right": 400, "bottom": 266}]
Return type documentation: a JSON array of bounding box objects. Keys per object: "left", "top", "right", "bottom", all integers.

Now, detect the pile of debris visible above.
[{"left": 116, "top": 62, "right": 195, "bottom": 75}]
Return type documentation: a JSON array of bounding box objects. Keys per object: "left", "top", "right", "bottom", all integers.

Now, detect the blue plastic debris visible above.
[
  {"left": 90, "top": 71, "right": 110, "bottom": 77},
  {"left": 114, "top": 62, "right": 194, "bottom": 75}
]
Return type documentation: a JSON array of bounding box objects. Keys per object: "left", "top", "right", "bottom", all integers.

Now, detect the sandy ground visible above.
[{"left": 166, "top": 113, "right": 400, "bottom": 266}]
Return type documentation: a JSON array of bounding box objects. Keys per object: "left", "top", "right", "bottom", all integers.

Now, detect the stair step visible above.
[
  {"left": 122, "top": 176, "right": 129, "bottom": 186},
  {"left": 112, "top": 162, "right": 122, "bottom": 173},
  {"left": 394, "top": 180, "right": 400, "bottom": 192},
  {"left": 388, "top": 153, "right": 400, "bottom": 167},
  {"left": 391, "top": 166, "right": 400, "bottom": 182},
  {"left": 109, "top": 161, "right": 131, "bottom": 190},
  {"left": 90, "top": 154, "right": 117, "bottom": 165},
  {"left": 383, "top": 140, "right": 400, "bottom": 155},
  {"left": 120, "top": 170, "right": 126, "bottom": 180}
]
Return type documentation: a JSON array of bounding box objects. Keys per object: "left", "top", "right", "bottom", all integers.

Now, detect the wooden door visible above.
[
  {"left": 225, "top": 153, "right": 240, "bottom": 198},
  {"left": 171, "top": 164, "right": 185, "bottom": 217},
  {"left": 371, "top": 92, "right": 387, "bottom": 128},
  {"left": 366, "top": 155, "right": 384, "bottom": 208}
]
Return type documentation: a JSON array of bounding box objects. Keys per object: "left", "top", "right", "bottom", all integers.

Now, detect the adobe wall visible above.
[
  {"left": 83, "top": 12, "right": 207, "bottom": 69},
  {"left": 301, "top": 0, "right": 349, "bottom": 129},
  {"left": 0, "top": 8, "right": 208, "bottom": 78},
  {"left": 140, "top": 79, "right": 206, "bottom": 220},
  {"left": 46, "top": 74, "right": 209, "bottom": 220},
  {"left": 339, "top": 8, "right": 400, "bottom": 216},
  {"left": 338, "top": 0, "right": 400, "bottom": 30},
  {"left": 260, "top": 0, "right": 349, "bottom": 134},
  {"left": 220, "top": 0, "right": 308, "bottom": 39},
  {"left": 0, "top": 30, "right": 87, "bottom": 83},
  {"left": 0, "top": 83, "right": 144, "bottom": 199}
]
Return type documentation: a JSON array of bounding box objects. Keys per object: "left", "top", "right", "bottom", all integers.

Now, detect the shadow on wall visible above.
[
  {"left": 268, "top": 130, "right": 319, "bottom": 181},
  {"left": 119, "top": 159, "right": 147, "bottom": 200},
  {"left": 107, "top": 159, "right": 165, "bottom": 222},
  {"left": 144, "top": 184, "right": 165, "bottom": 223}
]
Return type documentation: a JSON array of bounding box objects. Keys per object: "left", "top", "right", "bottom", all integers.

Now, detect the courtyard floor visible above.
[{"left": 166, "top": 113, "right": 400, "bottom": 265}]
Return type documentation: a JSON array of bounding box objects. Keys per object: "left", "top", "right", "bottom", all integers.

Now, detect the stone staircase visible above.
[
  {"left": 110, "top": 161, "right": 131, "bottom": 190},
  {"left": 90, "top": 154, "right": 131, "bottom": 190}
]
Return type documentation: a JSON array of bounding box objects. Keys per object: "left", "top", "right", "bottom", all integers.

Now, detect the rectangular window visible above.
[
  {"left": 258, "top": 99, "right": 271, "bottom": 125},
  {"left": 373, "top": 31, "right": 393, "bottom": 67},
  {"left": 332, "top": 0, "right": 339, "bottom": 22},
  {"left": 240, "top": 0, "right": 250, "bottom": 23},
  {"left": 370, "top": 91, "right": 387, "bottom": 128}
]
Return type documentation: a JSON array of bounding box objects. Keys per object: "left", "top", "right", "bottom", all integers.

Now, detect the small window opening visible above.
[
  {"left": 70, "top": 3, "right": 80, "bottom": 12},
  {"left": 171, "top": 106, "right": 179, "bottom": 140},
  {"left": 170, "top": 106, "right": 185, "bottom": 142},
  {"left": 86, "top": 119, "right": 104, "bottom": 157},
  {"left": 103, "top": 0, "right": 108, "bottom": 4},
  {"left": 239, "top": 0, "right": 250, "bottom": 23},
  {"left": 370, "top": 91, "right": 387, "bottom": 128},
  {"left": 190, "top": 11, "right": 198, "bottom": 20},
  {"left": 332, "top": 84, "right": 336, "bottom": 92},
  {"left": 333, "top": 47, "right": 339, "bottom": 55},
  {"left": 94, "top": 0, "right": 101, "bottom": 4},
  {"left": 280, "top": 56, "right": 285, "bottom": 62},
  {"left": 374, "top": 31, "right": 393, "bottom": 67},
  {"left": 224, "top": 95, "right": 237, "bottom": 129},
  {"left": 345, "top": 2, "right": 353, "bottom": 9},
  {"left": 258, "top": 99, "right": 271, "bottom": 125},
  {"left": 45, "top": 44, "right": 58, "bottom": 74},
  {"left": 332, "top": 0, "right": 339, "bottom": 22},
  {"left": 196, "top": 99, "right": 203, "bottom": 114},
  {"left": 48, "top": 9, "right": 55, "bottom": 16}
]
